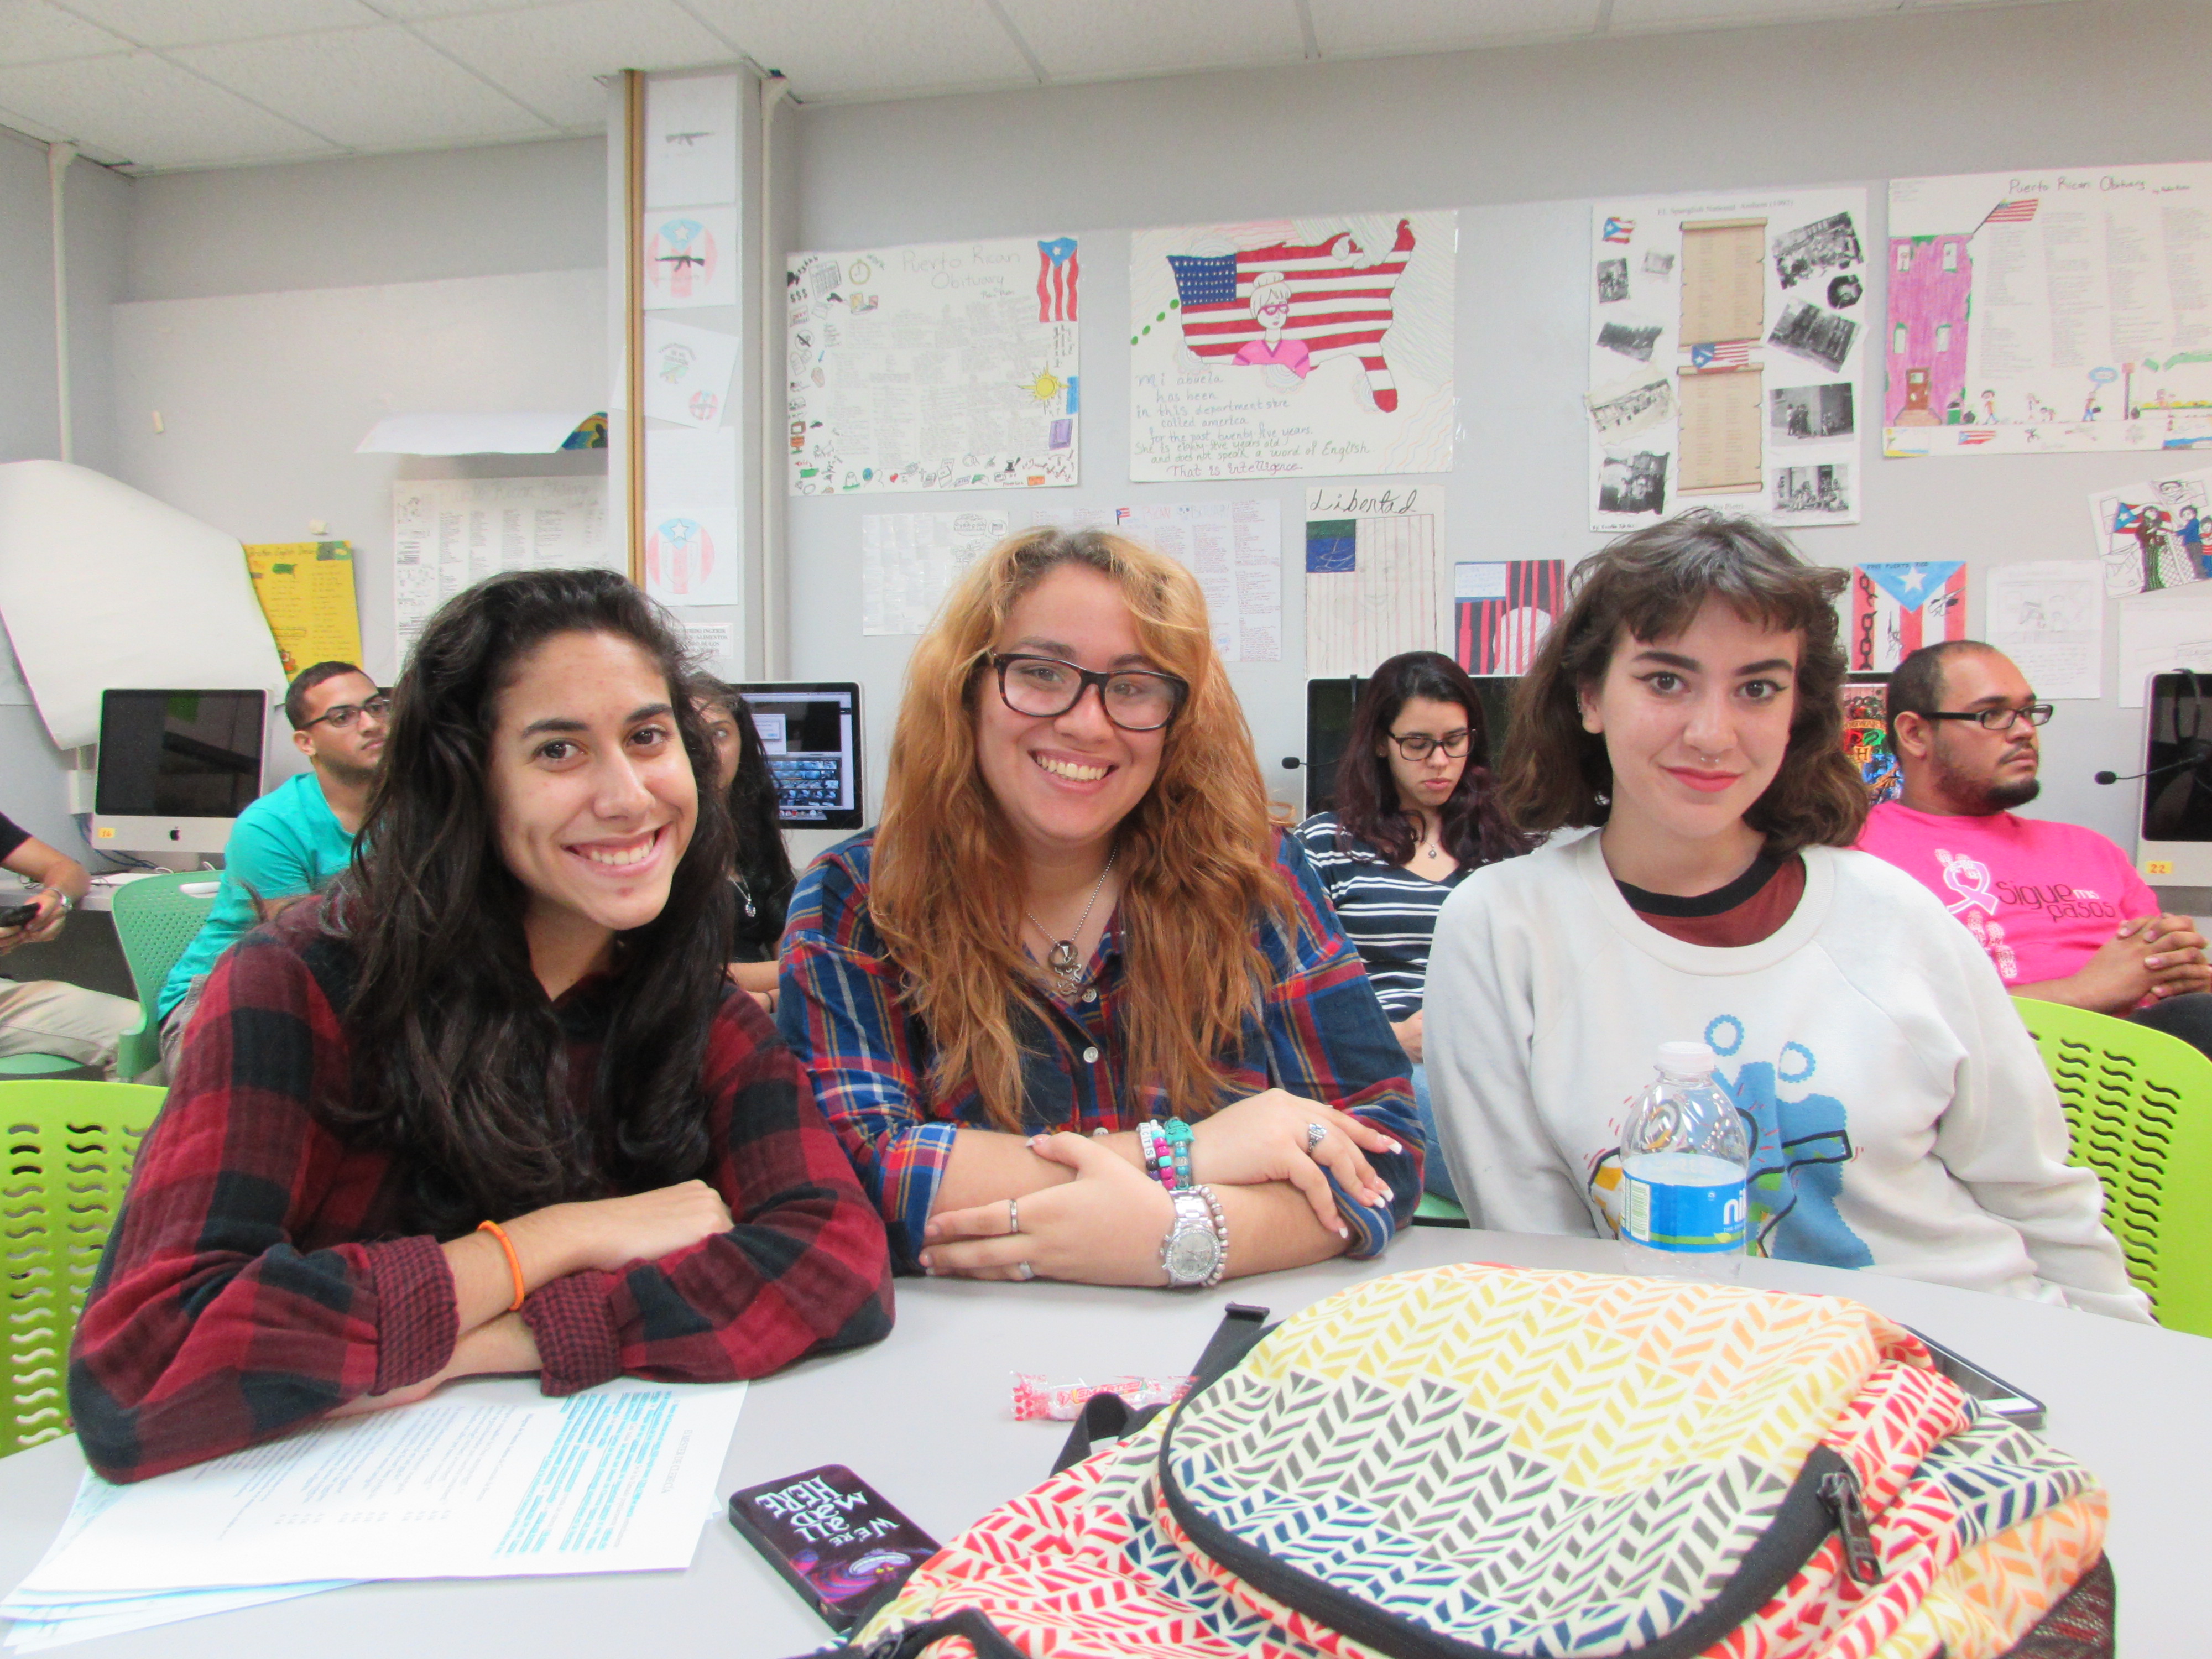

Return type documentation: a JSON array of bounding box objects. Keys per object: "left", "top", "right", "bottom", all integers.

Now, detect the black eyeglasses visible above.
[
  {"left": 990, "top": 654, "right": 1188, "bottom": 732},
  {"left": 301, "top": 695, "right": 392, "bottom": 732},
  {"left": 1387, "top": 727, "right": 1474, "bottom": 761},
  {"left": 1923, "top": 703, "right": 2054, "bottom": 733}
]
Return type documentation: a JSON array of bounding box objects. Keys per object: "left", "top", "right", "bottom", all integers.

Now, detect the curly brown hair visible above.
[{"left": 1496, "top": 512, "right": 1866, "bottom": 854}]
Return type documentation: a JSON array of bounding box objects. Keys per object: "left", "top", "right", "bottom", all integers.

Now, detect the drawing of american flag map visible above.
[
  {"left": 1885, "top": 162, "right": 2212, "bottom": 460},
  {"left": 1129, "top": 211, "right": 1456, "bottom": 482},
  {"left": 1588, "top": 187, "right": 1867, "bottom": 534},
  {"left": 787, "top": 234, "right": 1080, "bottom": 495}
]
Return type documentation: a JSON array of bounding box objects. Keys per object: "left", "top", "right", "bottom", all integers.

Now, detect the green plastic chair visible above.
[
  {"left": 108, "top": 873, "right": 219, "bottom": 1081},
  {"left": 1, "top": 1082, "right": 164, "bottom": 1457},
  {"left": 1413, "top": 1192, "right": 1469, "bottom": 1228},
  {"left": 2013, "top": 997, "right": 2212, "bottom": 1337},
  {"left": 0, "top": 1054, "right": 93, "bottom": 1079}
]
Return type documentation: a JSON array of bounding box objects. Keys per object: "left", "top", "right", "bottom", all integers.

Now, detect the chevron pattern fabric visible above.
[{"left": 855, "top": 1266, "right": 2105, "bottom": 1659}]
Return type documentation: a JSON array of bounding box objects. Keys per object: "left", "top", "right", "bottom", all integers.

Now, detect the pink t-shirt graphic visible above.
[{"left": 1856, "top": 801, "right": 2158, "bottom": 987}]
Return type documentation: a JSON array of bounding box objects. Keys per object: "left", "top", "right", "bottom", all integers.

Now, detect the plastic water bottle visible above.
[{"left": 1619, "top": 1041, "right": 1749, "bottom": 1283}]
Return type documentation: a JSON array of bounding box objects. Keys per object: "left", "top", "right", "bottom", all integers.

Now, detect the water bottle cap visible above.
[{"left": 1655, "top": 1041, "right": 1716, "bottom": 1076}]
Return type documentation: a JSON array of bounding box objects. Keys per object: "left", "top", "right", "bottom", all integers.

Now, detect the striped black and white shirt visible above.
[{"left": 1295, "top": 812, "right": 1473, "bottom": 1019}]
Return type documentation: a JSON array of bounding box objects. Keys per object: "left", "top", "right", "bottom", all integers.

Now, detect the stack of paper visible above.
[{"left": 3, "top": 1378, "right": 746, "bottom": 1650}]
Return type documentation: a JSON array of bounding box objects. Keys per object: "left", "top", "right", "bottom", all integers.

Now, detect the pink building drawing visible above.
[{"left": 1885, "top": 236, "right": 1974, "bottom": 426}]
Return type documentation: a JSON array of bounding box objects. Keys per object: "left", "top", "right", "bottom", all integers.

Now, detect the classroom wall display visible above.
[
  {"left": 1129, "top": 212, "right": 1455, "bottom": 482},
  {"left": 1305, "top": 484, "right": 1440, "bottom": 678},
  {"left": 1588, "top": 189, "right": 1868, "bottom": 532},
  {"left": 393, "top": 478, "right": 611, "bottom": 652},
  {"left": 641, "top": 206, "right": 739, "bottom": 309},
  {"left": 860, "top": 510, "right": 1010, "bottom": 635},
  {"left": 1985, "top": 560, "right": 2104, "bottom": 700},
  {"left": 1846, "top": 560, "right": 1966, "bottom": 671},
  {"left": 645, "top": 74, "right": 739, "bottom": 210},
  {"left": 243, "top": 541, "right": 362, "bottom": 677},
  {"left": 2088, "top": 465, "right": 2212, "bottom": 595},
  {"left": 643, "top": 317, "right": 739, "bottom": 430},
  {"left": 1840, "top": 675, "right": 1901, "bottom": 806},
  {"left": 1454, "top": 560, "right": 1564, "bottom": 675},
  {"left": 1885, "top": 162, "right": 2212, "bottom": 458},
  {"left": 644, "top": 429, "right": 739, "bottom": 608},
  {"left": 2116, "top": 588, "right": 2212, "bottom": 707},
  {"left": 787, "top": 237, "right": 1081, "bottom": 495},
  {"left": 1029, "top": 502, "right": 1283, "bottom": 661}
]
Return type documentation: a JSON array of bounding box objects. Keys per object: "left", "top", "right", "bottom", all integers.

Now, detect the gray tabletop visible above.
[{"left": 4, "top": 1228, "right": 2206, "bottom": 1656}]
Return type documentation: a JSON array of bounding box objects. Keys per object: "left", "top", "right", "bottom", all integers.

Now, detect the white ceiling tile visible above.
[
  {"left": 996, "top": 0, "right": 1305, "bottom": 81},
  {"left": 1608, "top": 0, "right": 1887, "bottom": 29},
  {"left": 359, "top": 0, "right": 565, "bottom": 18},
  {"left": 415, "top": 0, "right": 731, "bottom": 128},
  {"left": 1310, "top": 0, "right": 1601, "bottom": 54},
  {"left": 0, "top": 1, "right": 132, "bottom": 64},
  {"left": 58, "top": 0, "right": 385, "bottom": 48},
  {"left": 173, "top": 23, "right": 556, "bottom": 145},
  {"left": 681, "top": 0, "right": 1035, "bottom": 99},
  {"left": 0, "top": 49, "right": 336, "bottom": 164}
]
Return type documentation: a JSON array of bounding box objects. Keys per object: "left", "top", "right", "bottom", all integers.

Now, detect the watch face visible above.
[{"left": 1164, "top": 1223, "right": 1222, "bottom": 1283}]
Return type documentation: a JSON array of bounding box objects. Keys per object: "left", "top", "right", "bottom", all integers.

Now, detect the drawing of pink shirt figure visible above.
[{"left": 1232, "top": 272, "right": 1312, "bottom": 381}]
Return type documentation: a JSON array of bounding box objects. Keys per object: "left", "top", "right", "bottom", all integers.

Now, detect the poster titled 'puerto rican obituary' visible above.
[
  {"left": 1129, "top": 212, "right": 1456, "bottom": 481},
  {"left": 1886, "top": 163, "right": 2212, "bottom": 457},
  {"left": 788, "top": 236, "right": 1080, "bottom": 494},
  {"left": 1588, "top": 189, "right": 1868, "bottom": 533}
]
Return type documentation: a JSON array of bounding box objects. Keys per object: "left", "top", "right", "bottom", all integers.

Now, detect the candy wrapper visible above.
[{"left": 1011, "top": 1373, "right": 1193, "bottom": 1422}]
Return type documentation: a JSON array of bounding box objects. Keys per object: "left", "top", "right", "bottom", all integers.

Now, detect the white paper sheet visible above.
[
  {"left": 645, "top": 428, "right": 740, "bottom": 607},
  {"left": 393, "top": 477, "right": 612, "bottom": 651},
  {"left": 680, "top": 623, "right": 735, "bottom": 670},
  {"left": 1304, "top": 484, "right": 1443, "bottom": 678},
  {"left": 355, "top": 413, "right": 598, "bottom": 455},
  {"left": 644, "top": 205, "right": 739, "bottom": 310},
  {"left": 645, "top": 74, "right": 739, "bottom": 208},
  {"left": 2086, "top": 467, "right": 2212, "bottom": 596},
  {"left": 2116, "top": 590, "right": 2212, "bottom": 707},
  {"left": 860, "top": 511, "right": 1010, "bottom": 635},
  {"left": 17, "top": 1380, "right": 746, "bottom": 1596},
  {"left": 1026, "top": 501, "right": 1284, "bottom": 662},
  {"left": 643, "top": 317, "right": 741, "bottom": 428},
  {"left": 1985, "top": 561, "right": 2105, "bottom": 700}
]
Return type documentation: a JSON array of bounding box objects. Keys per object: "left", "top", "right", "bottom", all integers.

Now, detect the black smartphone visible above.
[
  {"left": 0, "top": 902, "right": 40, "bottom": 930},
  {"left": 728, "top": 1464, "right": 941, "bottom": 1632},
  {"left": 1908, "top": 1328, "right": 2047, "bottom": 1428}
]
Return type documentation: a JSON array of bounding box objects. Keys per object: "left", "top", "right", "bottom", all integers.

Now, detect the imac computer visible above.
[
  {"left": 733, "top": 681, "right": 864, "bottom": 830},
  {"left": 1301, "top": 675, "right": 1516, "bottom": 816},
  {"left": 2137, "top": 671, "right": 2212, "bottom": 886},
  {"left": 92, "top": 690, "right": 267, "bottom": 856}
]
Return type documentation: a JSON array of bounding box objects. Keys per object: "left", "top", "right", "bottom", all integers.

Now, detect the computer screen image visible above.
[
  {"left": 92, "top": 689, "right": 267, "bottom": 855},
  {"left": 733, "top": 681, "right": 864, "bottom": 830},
  {"left": 2140, "top": 671, "right": 2212, "bottom": 884}
]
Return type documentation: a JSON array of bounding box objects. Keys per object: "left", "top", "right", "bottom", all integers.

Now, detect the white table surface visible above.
[{"left": 3, "top": 1227, "right": 2206, "bottom": 1657}]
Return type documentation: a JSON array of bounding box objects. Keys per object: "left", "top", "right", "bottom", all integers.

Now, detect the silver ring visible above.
[
  {"left": 1015, "top": 1261, "right": 1035, "bottom": 1281},
  {"left": 1007, "top": 1197, "right": 1021, "bottom": 1235},
  {"left": 1305, "top": 1121, "right": 1328, "bottom": 1152}
]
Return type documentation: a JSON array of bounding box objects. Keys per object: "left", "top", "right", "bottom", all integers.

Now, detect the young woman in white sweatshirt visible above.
[{"left": 1425, "top": 513, "right": 2150, "bottom": 1322}]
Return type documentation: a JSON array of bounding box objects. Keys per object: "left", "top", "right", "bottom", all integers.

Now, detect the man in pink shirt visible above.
[{"left": 1857, "top": 640, "right": 2212, "bottom": 1057}]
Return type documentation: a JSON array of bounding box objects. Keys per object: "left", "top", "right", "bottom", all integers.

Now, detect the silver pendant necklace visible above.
[{"left": 1024, "top": 852, "right": 1115, "bottom": 996}]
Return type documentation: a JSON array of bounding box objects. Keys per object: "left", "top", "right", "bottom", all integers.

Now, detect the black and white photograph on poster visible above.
[
  {"left": 1587, "top": 375, "right": 1674, "bottom": 440},
  {"left": 1771, "top": 383, "right": 1856, "bottom": 442},
  {"left": 1827, "top": 273, "right": 1863, "bottom": 310},
  {"left": 1768, "top": 300, "right": 1860, "bottom": 373},
  {"left": 1597, "top": 320, "right": 1664, "bottom": 362},
  {"left": 1772, "top": 212, "right": 1863, "bottom": 289},
  {"left": 1643, "top": 251, "right": 1675, "bottom": 278},
  {"left": 1596, "top": 258, "right": 1630, "bottom": 303},
  {"left": 1598, "top": 450, "right": 1669, "bottom": 515},
  {"left": 1773, "top": 463, "right": 1851, "bottom": 514}
]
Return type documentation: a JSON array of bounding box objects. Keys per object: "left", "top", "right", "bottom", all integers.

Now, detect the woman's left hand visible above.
[
  {"left": 1189, "top": 1089, "right": 1397, "bottom": 1232},
  {"left": 920, "top": 1134, "right": 1176, "bottom": 1285}
]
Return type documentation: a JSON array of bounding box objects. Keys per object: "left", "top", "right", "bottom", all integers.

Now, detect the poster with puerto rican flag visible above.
[
  {"left": 1589, "top": 187, "right": 1867, "bottom": 532},
  {"left": 1129, "top": 212, "right": 1455, "bottom": 481},
  {"left": 1848, "top": 561, "right": 1968, "bottom": 672}
]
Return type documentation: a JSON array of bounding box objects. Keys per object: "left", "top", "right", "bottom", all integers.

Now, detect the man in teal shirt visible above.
[{"left": 158, "top": 661, "right": 386, "bottom": 1073}]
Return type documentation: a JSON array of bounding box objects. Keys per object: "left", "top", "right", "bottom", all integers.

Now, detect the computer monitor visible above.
[
  {"left": 92, "top": 690, "right": 267, "bottom": 855},
  {"left": 2138, "top": 671, "right": 2212, "bottom": 885},
  {"left": 732, "top": 681, "right": 865, "bottom": 830},
  {"left": 1302, "top": 675, "right": 1516, "bottom": 816}
]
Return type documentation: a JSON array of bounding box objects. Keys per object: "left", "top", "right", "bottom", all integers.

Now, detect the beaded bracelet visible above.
[
  {"left": 1194, "top": 1184, "right": 1229, "bottom": 1289},
  {"left": 1164, "top": 1118, "right": 1194, "bottom": 1191},
  {"left": 1138, "top": 1119, "right": 1175, "bottom": 1190}
]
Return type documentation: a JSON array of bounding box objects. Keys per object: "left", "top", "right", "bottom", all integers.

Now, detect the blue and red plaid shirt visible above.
[
  {"left": 71, "top": 898, "right": 894, "bottom": 1484},
  {"left": 777, "top": 829, "right": 1421, "bottom": 1269}
]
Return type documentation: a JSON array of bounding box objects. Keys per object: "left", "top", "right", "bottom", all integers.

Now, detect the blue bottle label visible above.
[{"left": 1623, "top": 1172, "right": 1747, "bottom": 1253}]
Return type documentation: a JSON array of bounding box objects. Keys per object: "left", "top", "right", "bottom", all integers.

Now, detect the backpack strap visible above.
[
  {"left": 802, "top": 1606, "right": 1029, "bottom": 1659},
  {"left": 1050, "top": 1301, "right": 1275, "bottom": 1474}
]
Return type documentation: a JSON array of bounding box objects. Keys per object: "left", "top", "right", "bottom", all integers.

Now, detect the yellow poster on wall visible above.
[{"left": 243, "top": 541, "right": 362, "bottom": 678}]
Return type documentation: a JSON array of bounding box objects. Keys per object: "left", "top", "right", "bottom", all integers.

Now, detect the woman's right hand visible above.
[
  {"left": 1391, "top": 1010, "right": 1424, "bottom": 1064},
  {"left": 918, "top": 1134, "right": 1177, "bottom": 1285},
  {"left": 509, "top": 1180, "right": 734, "bottom": 1279}
]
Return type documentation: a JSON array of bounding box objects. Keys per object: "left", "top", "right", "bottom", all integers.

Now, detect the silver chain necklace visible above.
[{"left": 1024, "top": 852, "right": 1115, "bottom": 996}]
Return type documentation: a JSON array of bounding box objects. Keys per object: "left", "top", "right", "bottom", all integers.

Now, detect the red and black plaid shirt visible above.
[{"left": 70, "top": 899, "right": 894, "bottom": 1484}]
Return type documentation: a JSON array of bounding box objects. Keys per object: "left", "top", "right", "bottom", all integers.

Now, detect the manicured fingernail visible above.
[
  {"left": 1385, "top": 1140, "right": 1403, "bottom": 1154},
  {"left": 917, "top": 1253, "right": 933, "bottom": 1272},
  {"left": 1338, "top": 1226, "right": 1350, "bottom": 1239},
  {"left": 1378, "top": 1183, "right": 1395, "bottom": 1203}
]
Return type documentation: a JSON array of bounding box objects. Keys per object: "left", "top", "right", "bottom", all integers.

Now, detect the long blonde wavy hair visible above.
[{"left": 870, "top": 527, "right": 1291, "bottom": 1130}]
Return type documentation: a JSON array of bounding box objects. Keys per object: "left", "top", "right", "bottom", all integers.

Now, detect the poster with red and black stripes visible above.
[{"left": 1455, "top": 560, "right": 1566, "bottom": 675}]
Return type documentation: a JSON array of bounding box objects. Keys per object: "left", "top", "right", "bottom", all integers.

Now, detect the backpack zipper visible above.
[{"left": 1818, "top": 1464, "right": 1884, "bottom": 1585}]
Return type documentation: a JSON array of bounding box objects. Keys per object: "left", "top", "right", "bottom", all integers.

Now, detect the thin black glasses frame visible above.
[
  {"left": 1922, "top": 703, "right": 2054, "bottom": 732},
  {"left": 300, "top": 695, "right": 393, "bottom": 732}
]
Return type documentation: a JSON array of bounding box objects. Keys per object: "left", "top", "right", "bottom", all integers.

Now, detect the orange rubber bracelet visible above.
[{"left": 477, "top": 1219, "right": 526, "bottom": 1313}]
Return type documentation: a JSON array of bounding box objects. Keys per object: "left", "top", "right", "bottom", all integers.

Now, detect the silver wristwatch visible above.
[{"left": 1159, "top": 1186, "right": 1227, "bottom": 1289}]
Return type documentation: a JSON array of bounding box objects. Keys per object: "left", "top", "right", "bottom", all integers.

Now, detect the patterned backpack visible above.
[{"left": 836, "top": 1265, "right": 2110, "bottom": 1659}]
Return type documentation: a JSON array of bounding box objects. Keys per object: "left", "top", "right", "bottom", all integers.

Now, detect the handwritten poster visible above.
[
  {"left": 1130, "top": 212, "right": 1455, "bottom": 481},
  {"left": 643, "top": 316, "right": 739, "bottom": 429},
  {"left": 1886, "top": 162, "right": 2212, "bottom": 457},
  {"left": 1986, "top": 560, "right": 2104, "bottom": 700},
  {"left": 392, "top": 478, "right": 610, "bottom": 651},
  {"left": 788, "top": 236, "right": 1079, "bottom": 494},
  {"left": 1305, "top": 484, "right": 1441, "bottom": 678},
  {"left": 243, "top": 541, "right": 361, "bottom": 676},
  {"left": 860, "top": 510, "right": 1010, "bottom": 635},
  {"left": 2087, "top": 465, "right": 2212, "bottom": 595},
  {"left": 1029, "top": 502, "right": 1282, "bottom": 662},
  {"left": 1589, "top": 189, "right": 1867, "bottom": 530}
]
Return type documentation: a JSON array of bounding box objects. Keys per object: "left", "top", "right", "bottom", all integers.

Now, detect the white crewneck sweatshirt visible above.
[{"left": 1426, "top": 831, "right": 2151, "bottom": 1323}]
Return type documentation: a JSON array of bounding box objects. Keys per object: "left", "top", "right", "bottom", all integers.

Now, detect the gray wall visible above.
[{"left": 782, "top": 0, "right": 2212, "bottom": 852}]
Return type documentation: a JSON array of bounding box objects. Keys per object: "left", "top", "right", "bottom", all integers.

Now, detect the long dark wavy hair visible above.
[
  {"left": 330, "top": 568, "right": 735, "bottom": 1234},
  {"left": 1331, "top": 651, "right": 1533, "bottom": 868},
  {"left": 1498, "top": 512, "right": 1865, "bottom": 854},
  {"left": 698, "top": 678, "right": 796, "bottom": 959}
]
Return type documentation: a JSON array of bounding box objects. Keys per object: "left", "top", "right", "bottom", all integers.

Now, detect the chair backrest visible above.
[
  {"left": 0, "top": 1082, "right": 165, "bottom": 1456},
  {"left": 108, "top": 873, "right": 218, "bottom": 1026},
  {"left": 2013, "top": 997, "right": 2212, "bottom": 1337}
]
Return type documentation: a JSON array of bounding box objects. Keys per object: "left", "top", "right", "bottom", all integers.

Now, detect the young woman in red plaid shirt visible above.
[{"left": 71, "top": 570, "right": 893, "bottom": 1483}]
